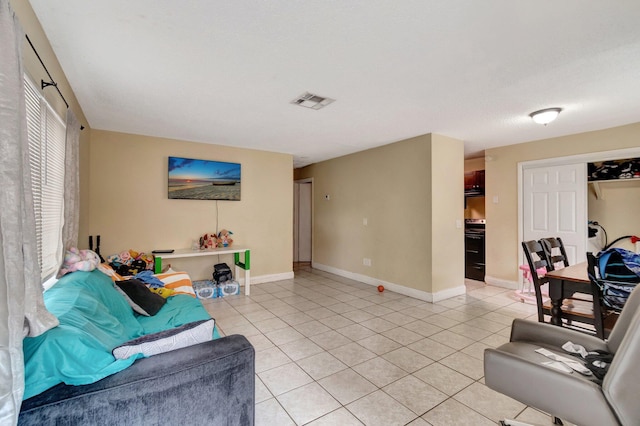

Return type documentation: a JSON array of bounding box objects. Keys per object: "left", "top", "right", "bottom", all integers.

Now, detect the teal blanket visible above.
[{"left": 23, "top": 269, "right": 217, "bottom": 399}]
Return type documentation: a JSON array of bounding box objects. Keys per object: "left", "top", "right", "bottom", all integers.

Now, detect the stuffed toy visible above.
[
  {"left": 119, "top": 250, "right": 131, "bottom": 264},
  {"left": 217, "top": 229, "right": 234, "bottom": 247},
  {"left": 107, "top": 252, "right": 123, "bottom": 267},
  {"left": 199, "top": 233, "right": 218, "bottom": 249},
  {"left": 57, "top": 247, "right": 101, "bottom": 278},
  {"left": 108, "top": 250, "right": 155, "bottom": 271}
]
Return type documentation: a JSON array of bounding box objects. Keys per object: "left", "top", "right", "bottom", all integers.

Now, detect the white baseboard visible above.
[
  {"left": 431, "top": 285, "right": 468, "bottom": 303},
  {"left": 484, "top": 275, "right": 519, "bottom": 290},
  {"left": 312, "top": 262, "right": 466, "bottom": 303},
  {"left": 239, "top": 271, "right": 294, "bottom": 286}
]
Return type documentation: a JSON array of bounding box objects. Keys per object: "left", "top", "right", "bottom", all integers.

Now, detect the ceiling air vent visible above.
[{"left": 290, "top": 92, "right": 335, "bottom": 110}]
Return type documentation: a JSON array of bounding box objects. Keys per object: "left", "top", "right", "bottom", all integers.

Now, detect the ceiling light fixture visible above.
[{"left": 529, "top": 107, "right": 562, "bottom": 125}]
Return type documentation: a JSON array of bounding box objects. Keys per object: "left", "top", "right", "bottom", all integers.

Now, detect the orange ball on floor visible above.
[{"left": 377, "top": 285, "right": 384, "bottom": 292}]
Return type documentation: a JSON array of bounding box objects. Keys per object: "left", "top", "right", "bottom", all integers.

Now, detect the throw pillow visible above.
[
  {"left": 154, "top": 271, "right": 196, "bottom": 297},
  {"left": 114, "top": 279, "right": 166, "bottom": 316},
  {"left": 112, "top": 319, "right": 215, "bottom": 359}
]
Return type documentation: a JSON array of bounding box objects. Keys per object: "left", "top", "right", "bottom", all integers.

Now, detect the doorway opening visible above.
[{"left": 294, "top": 179, "right": 312, "bottom": 270}]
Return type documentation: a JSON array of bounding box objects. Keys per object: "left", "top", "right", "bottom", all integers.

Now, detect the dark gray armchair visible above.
[{"left": 484, "top": 284, "right": 640, "bottom": 426}]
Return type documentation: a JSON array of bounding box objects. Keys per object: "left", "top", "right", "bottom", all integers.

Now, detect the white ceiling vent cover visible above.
[{"left": 291, "top": 92, "right": 335, "bottom": 110}]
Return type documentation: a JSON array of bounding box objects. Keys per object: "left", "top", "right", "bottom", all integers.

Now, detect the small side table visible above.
[{"left": 154, "top": 247, "right": 251, "bottom": 295}]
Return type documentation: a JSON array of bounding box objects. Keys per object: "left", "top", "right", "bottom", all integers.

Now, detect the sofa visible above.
[{"left": 18, "top": 268, "right": 255, "bottom": 425}]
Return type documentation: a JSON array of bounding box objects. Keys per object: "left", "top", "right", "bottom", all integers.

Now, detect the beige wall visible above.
[
  {"left": 430, "top": 134, "right": 465, "bottom": 294},
  {"left": 11, "top": 0, "right": 92, "bottom": 245},
  {"left": 464, "top": 197, "right": 485, "bottom": 219},
  {"left": 11, "top": 1, "right": 292, "bottom": 282},
  {"left": 88, "top": 130, "right": 293, "bottom": 281},
  {"left": 298, "top": 133, "right": 465, "bottom": 300},
  {"left": 12, "top": 0, "right": 639, "bottom": 292},
  {"left": 588, "top": 181, "right": 640, "bottom": 252},
  {"left": 464, "top": 157, "right": 485, "bottom": 173},
  {"left": 485, "top": 122, "right": 640, "bottom": 284}
]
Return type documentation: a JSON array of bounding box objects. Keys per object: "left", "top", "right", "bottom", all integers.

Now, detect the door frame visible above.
[
  {"left": 294, "top": 177, "right": 313, "bottom": 264},
  {"left": 518, "top": 146, "right": 640, "bottom": 267}
]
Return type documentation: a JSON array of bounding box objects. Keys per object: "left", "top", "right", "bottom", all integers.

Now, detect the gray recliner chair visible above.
[{"left": 484, "top": 284, "right": 640, "bottom": 426}]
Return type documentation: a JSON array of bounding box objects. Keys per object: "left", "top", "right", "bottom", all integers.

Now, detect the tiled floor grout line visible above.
[{"left": 202, "top": 266, "right": 572, "bottom": 426}]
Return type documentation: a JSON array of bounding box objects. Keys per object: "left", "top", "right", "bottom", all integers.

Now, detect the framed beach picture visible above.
[{"left": 168, "top": 156, "right": 241, "bottom": 201}]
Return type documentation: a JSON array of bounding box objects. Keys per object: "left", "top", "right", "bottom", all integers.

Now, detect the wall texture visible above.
[
  {"left": 298, "top": 133, "right": 464, "bottom": 301},
  {"left": 464, "top": 157, "right": 485, "bottom": 173},
  {"left": 88, "top": 130, "right": 293, "bottom": 281},
  {"left": 430, "top": 134, "right": 465, "bottom": 295},
  {"left": 485, "top": 122, "right": 640, "bottom": 284}
]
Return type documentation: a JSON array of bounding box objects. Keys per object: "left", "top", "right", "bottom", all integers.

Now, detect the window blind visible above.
[{"left": 24, "top": 76, "right": 66, "bottom": 280}]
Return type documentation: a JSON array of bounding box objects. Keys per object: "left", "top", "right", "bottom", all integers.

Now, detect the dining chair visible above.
[
  {"left": 541, "top": 236, "right": 593, "bottom": 306},
  {"left": 522, "top": 240, "right": 594, "bottom": 328},
  {"left": 522, "top": 240, "right": 554, "bottom": 323},
  {"left": 540, "top": 237, "right": 569, "bottom": 270}
]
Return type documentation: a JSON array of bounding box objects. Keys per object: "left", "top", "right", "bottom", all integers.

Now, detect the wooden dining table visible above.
[{"left": 543, "top": 261, "right": 591, "bottom": 326}]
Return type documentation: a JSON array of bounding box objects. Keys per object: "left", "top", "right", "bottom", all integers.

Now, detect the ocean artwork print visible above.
[{"left": 168, "top": 156, "right": 241, "bottom": 200}]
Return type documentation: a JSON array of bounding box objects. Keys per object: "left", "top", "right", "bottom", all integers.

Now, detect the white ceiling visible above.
[{"left": 29, "top": 0, "right": 640, "bottom": 168}]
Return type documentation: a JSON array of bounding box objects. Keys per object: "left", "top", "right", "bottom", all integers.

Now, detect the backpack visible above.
[
  {"left": 598, "top": 248, "right": 640, "bottom": 282},
  {"left": 596, "top": 248, "right": 640, "bottom": 311}
]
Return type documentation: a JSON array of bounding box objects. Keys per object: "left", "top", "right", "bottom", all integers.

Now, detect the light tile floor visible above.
[{"left": 201, "top": 265, "right": 572, "bottom": 426}]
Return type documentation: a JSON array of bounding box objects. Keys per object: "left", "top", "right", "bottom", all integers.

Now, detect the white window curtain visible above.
[
  {"left": 62, "top": 108, "right": 80, "bottom": 251},
  {"left": 0, "top": 1, "right": 59, "bottom": 424}
]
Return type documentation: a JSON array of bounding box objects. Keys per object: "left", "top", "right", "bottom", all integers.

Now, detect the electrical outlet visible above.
[
  {"left": 363, "top": 218, "right": 368, "bottom": 226},
  {"left": 363, "top": 258, "right": 372, "bottom": 266}
]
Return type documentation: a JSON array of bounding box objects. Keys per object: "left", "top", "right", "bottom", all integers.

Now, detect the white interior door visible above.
[{"left": 522, "top": 163, "right": 587, "bottom": 265}]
